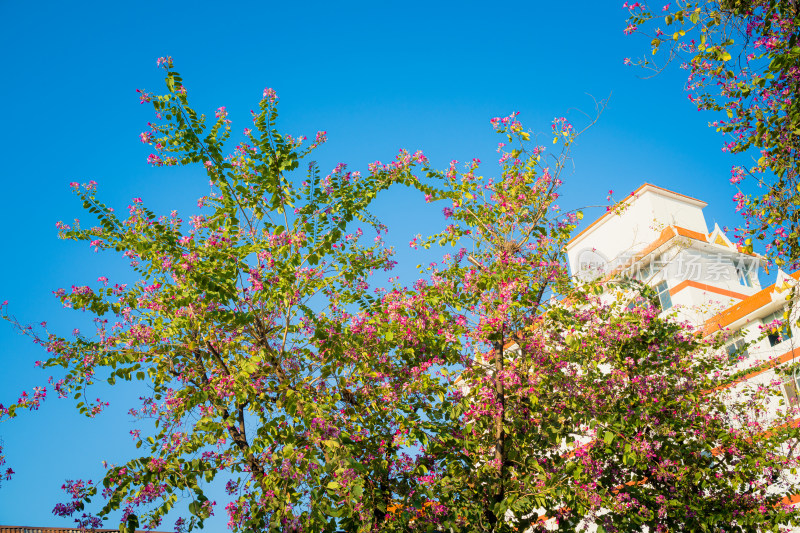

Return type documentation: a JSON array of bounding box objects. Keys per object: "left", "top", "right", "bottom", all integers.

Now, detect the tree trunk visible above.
[{"left": 485, "top": 334, "right": 506, "bottom": 530}]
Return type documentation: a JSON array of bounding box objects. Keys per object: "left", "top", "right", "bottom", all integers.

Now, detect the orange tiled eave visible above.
[
  {"left": 598, "top": 225, "right": 707, "bottom": 281},
  {"left": 704, "top": 271, "right": 800, "bottom": 336},
  {"left": 613, "top": 224, "right": 756, "bottom": 267},
  {"left": 782, "top": 493, "right": 800, "bottom": 506},
  {"left": 713, "top": 347, "right": 800, "bottom": 391},
  {"left": 638, "top": 226, "right": 708, "bottom": 258},
  {"left": 669, "top": 280, "right": 749, "bottom": 301}
]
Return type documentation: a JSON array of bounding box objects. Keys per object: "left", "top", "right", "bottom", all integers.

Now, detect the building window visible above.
[
  {"left": 637, "top": 262, "right": 653, "bottom": 282},
  {"left": 653, "top": 253, "right": 666, "bottom": 271},
  {"left": 655, "top": 281, "right": 672, "bottom": 311},
  {"left": 725, "top": 339, "right": 748, "bottom": 362},
  {"left": 763, "top": 308, "right": 793, "bottom": 347},
  {"left": 735, "top": 262, "right": 751, "bottom": 287},
  {"left": 783, "top": 373, "right": 800, "bottom": 406}
]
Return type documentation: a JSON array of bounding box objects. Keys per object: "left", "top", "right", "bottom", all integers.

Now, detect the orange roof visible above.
[
  {"left": 567, "top": 183, "right": 706, "bottom": 246},
  {"left": 596, "top": 223, "right": 760, "bottom": 283},
  {"left": 637, "top": 226, "right": 707, "bottom": 258},
  {"left": 782, "top": 493, "right": 800, "bottom": 506},
  {"left": 669, "top": 279, "right": 749, "bottom": 301},
  {"left": 704, "top": 271, "right": 800, "bottom": 335},
  {"left": 714, "top": 347, "right": 800, "bottom": 391},
  {"left": 598, "top": 225, "right": 707, "bottom": 280}
]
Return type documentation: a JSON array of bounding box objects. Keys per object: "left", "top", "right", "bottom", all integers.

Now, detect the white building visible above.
[{"left": 566, "top": 183, "right": 800, "bottom": 426}]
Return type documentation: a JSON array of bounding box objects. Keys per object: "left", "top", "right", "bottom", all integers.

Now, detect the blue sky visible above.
[{"left": 0, "top": 0, "right": 754, "bottom": 529}]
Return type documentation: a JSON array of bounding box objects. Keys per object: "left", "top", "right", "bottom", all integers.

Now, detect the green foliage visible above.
[
  {"left": 3, "top": 59, "right": 433, "bottom": 532},
  {"left": 3, "top": 60, "right": 799, "bottom": 533},
  {"left": 626, "top": 0, "right": 800, "bottom": 266}
]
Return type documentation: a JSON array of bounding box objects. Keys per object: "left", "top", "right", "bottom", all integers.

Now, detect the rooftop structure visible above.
[{"left": 566, "top": 183, "right": 799, "bottom": 409}]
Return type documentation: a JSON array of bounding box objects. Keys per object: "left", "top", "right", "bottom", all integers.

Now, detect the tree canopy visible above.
[
  {"left": 625, "top": 0, "right": 800, "bottom": 267},
  {"left": 2, "top": 59, "right": 800, "bottom": 532}
]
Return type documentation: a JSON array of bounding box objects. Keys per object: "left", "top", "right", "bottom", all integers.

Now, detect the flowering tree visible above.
[
  {"left": 623, "top": 0, "right": 799, "bottom": 268},
  {"left": 0, "top": 441, "right": 12, "bottom": 488},
  {"left": 424, "top": 292, "right": 800, "bottom": 532},
  {"left": 2, "top": 59, "right": 800, "bottom": 533},
  {"left": 381, "top": 112, "right": 800, "bottom": 531},
  {"left": 1, "top": 58, "right": 434, "bottom": 532}
]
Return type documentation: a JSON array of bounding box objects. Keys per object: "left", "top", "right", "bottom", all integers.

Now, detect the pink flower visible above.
[
  {"left": 732, "top": 192, "right": 747, "bottom": 211},
  {"left": 143, "top": 282, "right": 161, "bottom": 293},
  {"left": 730, "top": 166, "right": 745, "bottom": 184},
  {"left": 135, "top": 89, "right": 152, "bottom": 104},
  {"left": 263, "top": 87, "right": 277, "bottom": 103}
]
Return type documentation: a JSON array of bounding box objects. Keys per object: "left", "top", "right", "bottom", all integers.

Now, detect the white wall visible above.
[{"left": 567, "top": 187, "right": 709, "bottom": 276}]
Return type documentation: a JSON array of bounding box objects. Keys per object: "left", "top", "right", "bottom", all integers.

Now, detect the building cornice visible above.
[
  {"left": 669, "top": 280, "right": 750, "bottom": 301},
  {"left": 704, "top": 271, "right": 800, "bottom": 335},
  {"left": 566, "top": 183, "right": 707, "bottom": 250}
]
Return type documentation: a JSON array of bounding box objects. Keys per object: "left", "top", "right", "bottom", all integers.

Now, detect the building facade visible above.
[{"left": 566, "top": 183, "right": 800, "bottom": 417}]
